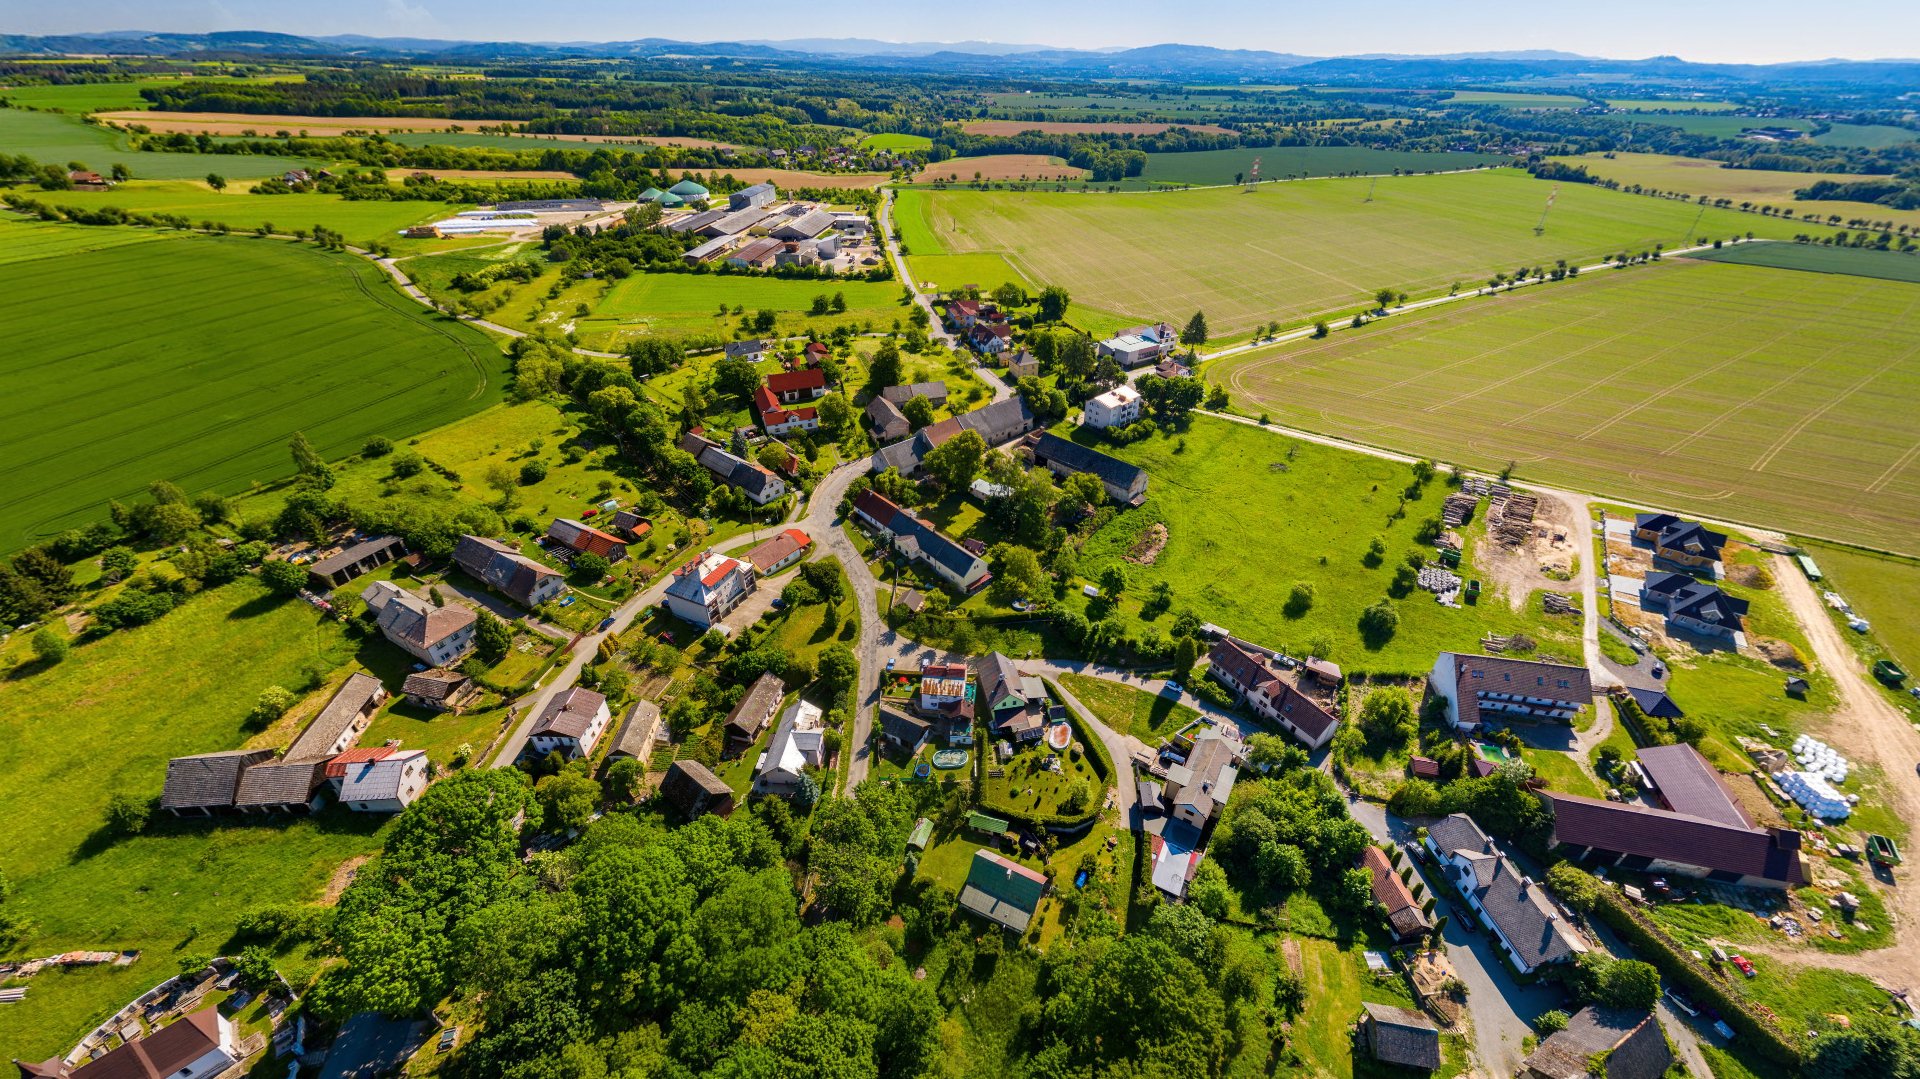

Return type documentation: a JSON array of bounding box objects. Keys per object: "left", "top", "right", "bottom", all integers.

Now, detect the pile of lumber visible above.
[
  {"left": 1543, "top": 593, "right": 1579, "bottom": 615},
  {"left": 1442, "top": 493, "right": 1478, "bottom": 527}
]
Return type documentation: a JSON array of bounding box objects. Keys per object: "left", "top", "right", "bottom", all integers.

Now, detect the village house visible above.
[
  {"left": 336, "top": 748, "right": 431, "bottom": 813},
  {"left": 945, "top": 297, "right": 983, "bottom": 329},
  {"left": 801, "top": 340, "right": 831, "bottom": 367},
  {"left": 361, "top": 581, "right": 477, "bottom": 667},
  {"left": 401, "top": 668, "right": 479, "bottom": 713},
  {"left": 528, "top": 687, "right": 611, "bottom": 760},
  {"left": 159, "top": 748, "right": 275, "bottom": 817},
  {"left": 1638, "top": 572, "right": 1749, "bottom": 639},
  {"left": 1632, "top": 513, "right": 1727, "bottom": 569},
  {"left": 1539, "top": 743, "right": 1806, "bottom": 888},
  {"left": 1423, "top": 814, "right": 1587, "bottom": 975},
  {"left": 1096, "top": 322, "right": 1177, "bottom": 367},
  {"left": 663, "top": 549, "right": 757, "bottom": 629},
  {"left": 744, "top": 528, "right": 812, "bottom": 576},
  {"left": 1360, "top": 1003, "right": 1442, "bottom": 1072},
  {"left": 307, "top": 534, "right": 405, "bottom": 589},
  {"left": 1028, "top": 431, "right": 1149, "bottom": 506},
  {"left": 851, "top": 489, "right": 991, "bottom": 592},
  {"left": 66, "top": 169, "right": 113, "bottom": 190},
  {"left": 725, "top": 671, "right": 788, "bottom": 755},
  {"left": 18, "top": 1006, "right": 241, "bottom": 1078},
  {"left": 753, "top": 385, "right": 819, "bottom": 434},
  {"left": 866, "top": 395, "right": 911, "bottom": 442},
  {"left": 870, "top": 396, "right": 1037, "bottom": 475},
  {"left": 969, "top": 320, "right": 1014, "bottom": 354},
  {"left": 611, "top": 509, "right": 652, "bottom": 539},
  {"left": 881, "top": 708, "right": 934, "bottom": 756},
  {"left": 548, "top": 518, "right": 628, "bottom": 562},
  {"left": 679, "top": 432, "right": 788, "bottom": 505},
  {"left": 724, "top": 338, "right": 770, "bottom": 362},
  {"left": 880, "top": 381, "right": 949, "bottom": 408},
  {"left": 1362, "top": 845, "right": 1433, "bottom": 942},
  {"left": 767, "top": 367, "right": 828, "bottom": 404},
  {"left": 606, "top": 700, "right": 664, "bottom": 765},
  {"left": 1521, "top": 1007, "right": 1672, "bottom": 1079},
  {"left": 661, "top": 759, "right": 736, "bottom": 819},
  {"left": 1005, "top": 350, "right": 1040, "bottom": 379},
  {"left": 754, "top": 699, "right": 828, "bottom": 796},
  {"left": 234, "top": 672, "right": 387, "bottom": 814},
  {"left": 1426, "top": 652, "right": 1592, "bottom": 732},
  {"left": 453, "top": 534, "right": 566, "bottom": 608},
  {"left": 1162, "top": 730, "right": 1243, "bottom": 827},
  {"left": 1083, "top": 384, "right": 1142, "bottom": 429},
  {"left": 958, "top": 849, "right": 1047, "bottom": 933},
  {"left": 1154, "top": 356, "right": 1193, "bottom": 379},
  {"left": 1204, "top": 638, "right": 1341, "bottom": 749},
  {"left": 978, "top": 652, "right": 1046, "bottom": 744}
]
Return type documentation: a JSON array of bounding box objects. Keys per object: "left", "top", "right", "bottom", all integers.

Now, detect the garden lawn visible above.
[
  {"left": 1058, "top": 673, "right": 1202, "bottom": 742},
  {"left": 1213, "top": 258, "right": 1920, "bottom": 556},
  {"left": 29, "top": 179, "right": 462, "bottom": 244},
  {"left": 0, "top": 579, "right": 387, "bottom": 1062},
  {"left": 899, "top": 167, "right": 1800, "bottom": 336},
  {"left": 1074, "top": 418, "right": 1565, "bottom": 671},
  {"left": 0, "top": 218, "right": 506, "bottom": 554},
  {"left": 980, "top": 730, "right": 1105, "bottom": 822},
  {"left": 0, "top": 108, "right": 319, "bottom": 180}
]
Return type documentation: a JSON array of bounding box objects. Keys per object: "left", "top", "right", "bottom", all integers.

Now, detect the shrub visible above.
[
  {"left": 518, "top": 460, "right": 548, "bottom": 485},
  {"left": 1283, "top": 580, "right": 1315, "bottom": 618},
  {"left": 249, "top": 685, "right": 297, "bottom": 727},
  {"left": 390, "top": 452, "right": 424, "bottom": 478},
  {"left": 571, "top": 552, "right": 610, "bottom": 580},
  {"left": 259, "top": 559, "right": 307, "bottom": 595},
  {"left": 104, "top": 792, "right": 149, "bottom": 836},
  {"left": 31, "top": 628, "right": 68, "bottom": 665},
  {"left": 1358, "top": 599, "right": 1399, "bottom": 646},
  {"left": 362, "top": 436, "right": 393, "bottom": 458},
  {"left": 1535, "top": 1009, "right": 1570, "bottom": 1035}
]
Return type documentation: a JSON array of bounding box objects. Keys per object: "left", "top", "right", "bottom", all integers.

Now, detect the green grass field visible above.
[
  {"left": 19, "top": 179, "right": 462, "bottom": 244},
  {"left": 1797, "top": 541, "right": 1920, "bottom": 693},
  {"left": 0, "top": 76, "right": 302, "bottom": 114},
  {"left": 859, "top": 132, "right": 932, "bottom": 151},
  {"left": 1213, "top": 257, "right": 1920, "bottom": 555},
  {"left": 0, "top": 108, "right": 315, "bottom": 180},
  {"left": 0, "top": 578, "right": 387, "bottom": 1061},
  {"left": 385, "top": 130, "right": 725, "bottom": 153},
  {"left": 1071, "top": 418, "right": 1571, "bottom": 670},
  {"left": 898, "top": 168, "right": 1802, "bottom": 337},
  {"left": 1446, "top": 90, "right": 1587, "bottom": 108},
  {"left": 1626, "top": 114, "right": 1814, "bottom": 139},
  {"left": 580, "top": 272, "right": 910, "bottom": 345},
  {"left": 1810, "top": 123, "right": 1918, "bottom": 149},
  {"left": 1553, "top": 152, "right": 1920, "bottom": 230},
  {"left": 1606, "top": 98, "right": 1740, "bottom": 112},
  {"left": 1137, "top": 147, "right": 1510, "bottom": 186},
  {"left": 1689, "top": 240, "right": 1920, "bottom": 283},
  {"left": 1058, "top": 673, "right": 1202, "bottom": 742},
  {"left": 0, "top": 219, "right": 506, "bottom": 552}
]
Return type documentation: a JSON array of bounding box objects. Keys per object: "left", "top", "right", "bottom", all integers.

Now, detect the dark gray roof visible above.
[
  {"left": 233, "top": 759, "right": 327, "bottom": 808},
  {"left": 1626, "top": 686, "right": 1683, "bottom": 719},
  {"left": 454, "top": 534, "right": 561, "bottom": 607},
  {"left": 1031, "top": 431, "right": 1146, "bottom": 492},
  {"left": 609, "top": 700, "right": 662, "bottom": 759},
  {"left": 1642, "top": 572, "right": 1749, "bottom": 630},
  {"left": 1426, "top": 813, "right": 1493, "bottom": 857},
  {"left": 726, "top": 672, "right": 787, "bottom": 742},
  {"left": 1634, "top": 513, "right": 1727, "bottom": 560},
  {"left": 1471, "top": 854, "right": 1584, "bottom": 969},
  {"left": 401, "top": 669, "right": 468, "bottom": 702},
  {"left": 851, "top": 490, "right": 985, "bottom": 583},
  {"left": 661, "top": 760, "right": 733, "bottom": 817},
  {"left": 881, "top": 709, "right": 933, "bottom": 744},
  {"left": 870, "top": 396, "right": 1036, "bottom": 475},
  {"left": 866, "top": 395, "right": 910, "bottom": 441},
  {"left": 286, "top": 672, "right": 383, "bottom": 762},
  {"left": 1636, "top": 743, "right": 1748, "bottom": 826},
  {"left": 880, "top": 381, "right": 948, "bottom": 404},
  {"left": 1541, "top": 791, "right": 1806, "bottom": 886},
  {"left": 724, "top": 339, "right": 769, "bottom": 357},
  {"left": 1363, "top": 1002, "right": 1442, "bottom": 1070},
  {"left": 309, "top": 536, "right": 404, "bottom": 579},
  {"left": 160, "top": 749, "right": 275, "bottom": 810},
  {"left": 1524, "top": 1007, "right": 1672, "bottom": 1079}
]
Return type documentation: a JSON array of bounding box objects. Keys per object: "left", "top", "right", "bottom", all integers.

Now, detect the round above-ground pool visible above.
[
  {"left": 1046, "top": 722, "right": 1073, "bottom": 751},
  {"left": 932, "top": 749, "right": 970, "bottom": 769}
]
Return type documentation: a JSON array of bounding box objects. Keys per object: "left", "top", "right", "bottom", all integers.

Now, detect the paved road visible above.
[{"left": 877, "top": 189, "right": 958, "bottom": 350}]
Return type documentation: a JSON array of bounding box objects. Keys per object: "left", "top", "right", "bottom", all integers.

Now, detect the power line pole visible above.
[
  {"left": 1365, "top": 175, "right": 1379, "bottom": 203},
  {"left": 1534, "top": 184, "right": 1559, "bottom": 235}
]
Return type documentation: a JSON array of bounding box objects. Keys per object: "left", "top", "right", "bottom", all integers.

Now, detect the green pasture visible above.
[
  {"left": 1138, "top": 146, "right": 1510, "bottom": 186},
  {"left": 0, "top": 108, "right": 315, "bottom": 180},
  {"left": 1810, "top": 123, "right": 1918, "bottom": 149},
  {"left": 1688, "top": 240, "right": 1920, "bottom": 283},
  {"left": 579, "top": 272, "right": 909, "bottom": 345},
  {"left": 20, "top": 179, "right": 461, "bottom": 243},
  {"left": 1073, "top": 418, "right": 1571, "bottom": 670},
  {"left": 1446, "top": 90, "right": 1587, "bottom": 108},
  {"left": 1627, "top": 114, "right": 1813, "bottom": 139},
  {"left": 1606, "top": 98, "right": 1740, "bottom": 112},
  {"left": 899, "top": 167, "right": 1803, "bottom": 337},
  {"left": 0, "top": 219, "right": 506, "bottom": 552},
  {"left": 1212, "top": 257, "right": 1920, "bottom": 555},
  {"left": 385, "top": 130, "right": 719, "bottom": 154},
  {"left": 0, "top": 75, "right": 301, "bottom": 114},
  {"left": 1797, "top": 540, "right": 1920, "bottom": 704},
  {"left": 0, "top": 578, "right": 387, "bottom": 1061},
  {"left": 900, "top": 252, "right": 1032, "bottom": 293},
  {"left": 858, "top": 132, "right": 932, "bottom": 151}
]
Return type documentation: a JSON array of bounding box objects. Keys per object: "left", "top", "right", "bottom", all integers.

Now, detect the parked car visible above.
[
  {"left": 1161, "top": 681, "right": 1183, "bottom": 697},
  {"left": 1730, "top": 955, "right": 1756, "bottom": 977},
  {"left": 1665, "top": 990, "right": 1699, "bottom": 1018},
  {"left": 1713, "top": 1020, "right": 1737, "bottom": 1041},
  {"left": 598, "top": 617, "right": 616, "bottom": 631}
]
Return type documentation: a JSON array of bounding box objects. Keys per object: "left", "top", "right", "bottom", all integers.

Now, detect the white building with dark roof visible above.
[
  {"left": 336, "top": 748, "right": 430, "bottom": 813},
  {"left": 664, "top": 549, "right": 757, "bottom": 629},
  {"left": 1423, "top": 813, "right": 1587, "bottom": 974},
  {"left": 1427, "top": 652, "right": 1592, "bottom": 731},
  {"left": 528, "top": 687, "right": 611, "bottom": 760},
  {"left": 362, "top": 581, "right": 476, "bottom": 667}
]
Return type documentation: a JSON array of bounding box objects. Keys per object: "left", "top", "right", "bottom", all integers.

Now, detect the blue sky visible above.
[{"left": 10, "top": 0, "right": 1917, "bottom": 65}]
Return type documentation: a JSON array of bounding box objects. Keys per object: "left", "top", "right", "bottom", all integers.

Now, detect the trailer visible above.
[
  {"left": 1866, "top": 834, "right": 1902, "bottom": 867},
  {"left": 1872, "top": 659, "right": 1908, "bottom": 687}
]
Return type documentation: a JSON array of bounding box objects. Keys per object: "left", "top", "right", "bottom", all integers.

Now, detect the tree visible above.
[
  {"left": 714, "top": 356, "right": 760, "bottom": 401},
  {"left": 1358, "top": 599, "right": 1399, "bottom": 646},
  {"left": 817, "top": 645, "right": 858, "bottom": 696},
  {"left": 288, "top": 431, "right": 333, "bottom": 488},
  {"left": 867, "top": 339, "right": 903, "bottom": 388},
  {"left": 234, "top": 944, "right": 276, "bottom": 990},
  {"left": 535, "top": 768, "right": 600, "bottom": 833},
  {"left": 473, "top": 608, "right": 514, "bottom": 665},
  {"left": 1545, "top": 863, "right": 1602, "bottom": 913},
  {"left": 1257, "top": 842, "right": 1310, "bottom": 889},
  {"left": 206, "top": 173, "right": 226, "bottom": 191},
  {"left": 1332, "top": 866, "right": 1375, "bottom": 913},
  {"left": 518, "top": 460, "right": 548, "bottom": 485},
  {"left": 1312, "top": 320, "right": 1330, "bottom": 338},
  {"left": 1597, "top": 959, "right": 1661, "bottom": 1010},
  {"left": 991, "top": 281, "right": 1026, "bottom": 310},
  {"left": 259, "top": 559, "right": 307, "bottom": 596},
  {"left": 817, "top": 392, "right": 853, "bottom": 434},
  {"left": 1283, "top": 580, "right": 1315, "bottom": 618},
  {"left": 989, "top": 544, "right": 1049, "bottom": 603},
  {"left": 921, "top": 428, "right": 986, "bottom": 491},
  {"left": 1059, "top": 471, "right": 1106, "bottom": 510},
  {"left": 99, "top": 545, "right": 139, "bottom": 583},
  {"left": 572, "top": 552, "right": 611, "bottom": 581},
  {"left": 249, "top": 685, "right": 297, "bottom": 726},
  {"left": 900, "top": 394, "right": 936, "bottom": 431},
  {"left": 104, "top": 792, "right": 149, "bottom": 836},
  {"left": 1358, "top": 685, "right": 1417, "bottom": 744},
  {"left": 1373, "top": 287, "right": 1398, "bottom": 310},
  {"left": 1037, "top": 285, "right": 1070, "bottom": 323},
  {"left": 1179, "top": 311, "right": 1209, "bottom": 347},
  {"left": 31, "top": 628, "right": 68, "bottom": 665}
]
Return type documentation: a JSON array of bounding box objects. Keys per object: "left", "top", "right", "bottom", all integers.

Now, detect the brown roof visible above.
[
  {"left": 1540, "top": 790, "right": 1805, "bottom": 886},
  {"left": 1362, "top": 845, "right": 1430, "bottom": 938},
  {"left": 1635, "top": 743, "right": 1751, "bottom": 827},
  {"left": 1524, "top": 1007, "right": 1672, "bottom": 1079},
  {"left": 608, "top": 700, "right": 662, "bottom": 759},
  {"left": 401, "top": 668, "right": 469, "bottom": 702},
  {"left": 232, "top": 759, "right": 327, "bottom": 808},
  {"left": 71, "top": 1007, "right": 228, "bottom": 1079},
  {"left": 159, "top": 749, "right": 275, "bottom": 811},
  {"left": 1452, "top": 653, "right": 1592, "bottom": 704},
  {"left": 744, "top": 528, "right": 812, "bottom": 574},
  {"left": 530, "top": 687, "right": 607, "bottom": 740},
  {"left": 660, "top": 760, "right": 733, "bottom": 817},
  {"left": 725, "top": 672, "right": 787, "bottom": 744},
  {"left": 1363, "top": 1002, "right": 1441, "bottom": 1070},
  {"left": 286, "top": 672, "right": 383, "bottom": 762}
]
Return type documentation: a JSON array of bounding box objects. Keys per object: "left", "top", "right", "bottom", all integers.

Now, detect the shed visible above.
[
  {"left": 907, "top": 817, "right": 934, "bottom": 851},
  {"left": 1362, "top": 1002, "right": 1442, "bottom": 1071},
  {"left": 967, "top": 811, "right": 1010, "bottom": 835}
]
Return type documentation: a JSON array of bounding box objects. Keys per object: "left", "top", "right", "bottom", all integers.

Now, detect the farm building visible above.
[
  {"left": 454, "top": 534, "right": 566, "bottom": 608},
  {"left": 725, "top": 672, "right": 788, "bottom": 755},
  {"left": 662, "top": 209, "right": 721, "bottom": 234},
  {"left": 661, "top": 760, "right": 735, "bottom": 819},
  {"left": 701, "top": 205, "right": 771, "bottom": 237},
  {"left": 683, "top": 235, "right": 735, "bottom": 265},
  {"left": 1028, "top": 431, "right": 1148, "bottom": 506},
  {"left": 495, "top": 199, "right": 608, "bottom": 213},
  {"left": 958, "top": 849, "right": 1047, "bottom": 933},
  {"left": 1361, "top": 1003, "right": 1442, "bottom": 1071},
  {"left": 548, "top": 518, "right": 629, "bottom": 562},
  {"left": 528, "top": 687, "right": 611, "bottom": 760},
  {"left": 1204, "top": 638, "right": 1339, "bottom": 748},
  {"left": 362, "top": 581, "right": 477, "bottom": 666},
  {"left": 880, "top": 381, "right": 949, "bottom": 407},
  {"left": 18, "top": 1006, "right": 241, "bottom": 1078},
  {"left": 668, "top": 179, "right": 711, "bottom": 202},
  {"left": 851, "top": 489, "right": 991, "bottom": 592},
  {"left": 767, "top": 367, "right": 827, "bottom": 403},
  {"left": 402, "top": 668, "right": 479, "bottom": 713},
  {"left": 159, "top": 748, "right": 275, "bottom": 817},
  {"left": 1096, "top": 322, "right": 1177, "bottom": 367},
  {"left": 335, "top": 748, "right": 430, "bottom": 813},
  {"left": 607, "top": 700, "right": 665, "bottom": 765},
  {"left": 307, "top": 534, "right": 405, "bottom": 589},
  {"left": 727, "top": 236, "right": 784, "bottom": 269},
  {"left": 232, "top": 672, "right": 387, "bottom": 814},
  {"left": 1082, "top": 384, "right": 1142, "bottom": 429},
  {"left": 729, "top": 181, "right": 778, "bottom": 210},
  {"left": 664, "top": 549, "right": 757, "bottom": 629},
  {"left": 1426, "top": 652, "right": 1591, "bottom": 731},
  {"left": 744, "top": 528, "right": 813, "bottom": 576},
  {"left": 1521, "top": 1007, "right": 1671, "bottom": 1079},
  {"left": 871, "top": 396, "right": 1037, "bottom": 475},
  {"left": 881, "top": 708, "right": 933, "bottom": 755},
  {"left": 772, "top": 208, "right": 834, "bottom": 240},
  {"left": 866, "top": 395, "right": 911, "bottom": 442}
]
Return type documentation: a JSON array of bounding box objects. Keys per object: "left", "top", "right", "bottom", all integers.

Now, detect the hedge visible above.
[
  {"left": 1586, "top": 885, "right": 1803, "bottom": 1068},
  {"left": 976, "top": 682, "right": 1117, "bottom": 833}
]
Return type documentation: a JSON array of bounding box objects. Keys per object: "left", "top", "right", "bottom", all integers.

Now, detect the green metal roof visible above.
[
  {"left": 668, "top": 180, "right": 709, "bottom": 197},
  {"left": 657, "top": 192, "right": 685, "bottom": 207},
  {"left": 967, "top": 811, "right": 1009, "bottom": 833},
  {"left": 638, "top": 187, "right": 666, "bottom": 200},
  {"left": 963, "top": 849, "right": 1046, "bottom": 912},
  {"left": 908, "top": 817, "right": 934, "bottom": 851}
]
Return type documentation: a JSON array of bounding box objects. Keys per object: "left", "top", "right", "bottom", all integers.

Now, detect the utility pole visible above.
[
  {"left": 1365, "top": 176, "right": 1379, "bottom": 203},
  {"left": 1533, "top": 184, "right": 1559, "bottom": 236},
  {"left": 1687, "top": 202, "right": 1708, "bottom": 246}
]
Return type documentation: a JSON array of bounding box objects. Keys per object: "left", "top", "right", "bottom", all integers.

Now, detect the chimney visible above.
[{"left": 1519, "top": 876, "right": 1533, "bottom": 894}]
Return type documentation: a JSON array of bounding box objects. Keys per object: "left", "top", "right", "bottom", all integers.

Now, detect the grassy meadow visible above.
[
  {"left": 19, "top": 179, "right": 464, "bottom": 244},
  {"left": 1606, "top": 99, "right": 1740, "bottom": 111},
  {"left": 1625, "top": 114, "right": 1813, "bottom": 139},
  {"left": 1211, "top": 257, "right": 1920, "bottom": 555},
  {"left": 1689, "top": 240, "right": 1920, "bottom": 283},
  {"left": 1137, "top": 146, "right": 1509, "bottom": 186},
  {"left": 0, "top": 107, "right": 316, "bottom": 180},
  {"left": 0, "top": 219, "right": 506, "bottom": 552},
  {"left": 1553, "top": 152, "right": 1920, "bottom": 229},
  {"left": 896, "top": 168, "right": 1802, "bottom": 337},
  {"left": 1445, "top": 90, "right": 1586, "bottom": 108},
  {"left": 858, "top": 132, "right": 932, "bottom": 151},
  {"left": 1809, "top": 122, "right": 1919, "bottom": 149},
  {"left": 0, "top": 578, "right": 388, "bottom": 1061}
]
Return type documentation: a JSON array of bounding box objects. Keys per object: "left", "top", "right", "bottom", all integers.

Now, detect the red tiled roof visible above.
[
  {"left": 1541, "top": 791, "right": 1806, "bottom": 886},
  {"left": 325, "top": 745, "right": 396, "bottom": 779},
  {"left": 766, "top": 368, "right": 825, "bottom": 394},
  {"left": 1410, "top": 756, "right": 1441, "bottom": 779},
  {"left": 701, "top": 557, "right": 742, "bottom": 587}
]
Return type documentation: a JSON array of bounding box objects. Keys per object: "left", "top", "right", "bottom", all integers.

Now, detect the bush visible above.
[
  {"left": 31, "top": 628, "right": 68, "bottom": 665},
  {"left": 390, "top": 452, "right": 424, "bottom": 478},
  {"left": 259, "top": 559, "right": 307, "bottom": 595},
  {"left": 1358, "top": 600, "right": 1399, "bottom": 646},
  {"left": 1535, "top": 1009, "right": 1570, "bottom": 1035},
  {"left": 1283, "top": 581, "right": 1315, "bottom": 618},
  {"left": 104, "top": 792, "right": 149, "bottom": 836},
  {"left": 571, "top": 552, "right": 610, "bottom": 580},
  {"left": 249, "top": 685, "right": 297, "bottom": 727},
  {"left": 362, "top": 436, "right": 393, "bottom": 458},
  {"left": 518, "top": 460, "right": 548, "bottom": 485}
]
